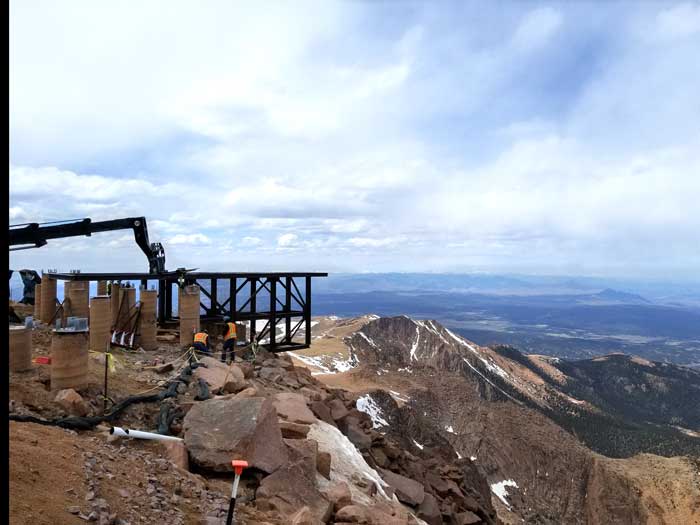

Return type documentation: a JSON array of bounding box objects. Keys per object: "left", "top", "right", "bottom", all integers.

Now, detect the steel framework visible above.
[{"left": 49, "top": 270, "right": 327, "bottom": 353}]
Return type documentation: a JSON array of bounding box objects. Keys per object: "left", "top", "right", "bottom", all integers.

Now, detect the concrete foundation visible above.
[
  {"left": 9, "top": 325, "right": 33, "bottom": 372},
  {"left": 51, "top": 329, "right": 89, "bottom": 391}
]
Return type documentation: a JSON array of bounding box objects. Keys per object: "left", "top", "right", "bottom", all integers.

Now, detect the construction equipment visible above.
[
  {"left": 227, "top": 460, "right": 249, "bottom": 525},
  {"left": 9, "top": 217, "right": 166, "bottom": 273}
]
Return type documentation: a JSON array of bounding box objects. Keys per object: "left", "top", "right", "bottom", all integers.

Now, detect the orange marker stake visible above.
[{"left": 226, "top": 460, "right": 248, "bottom": 525}]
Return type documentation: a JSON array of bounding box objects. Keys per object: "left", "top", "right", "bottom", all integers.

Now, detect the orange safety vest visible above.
[
  {"left": 194, "top": 332, "right": 209, "bottom": 345},
  {"left": 224, "top": 322, "right": 237, "bottom": 341}
]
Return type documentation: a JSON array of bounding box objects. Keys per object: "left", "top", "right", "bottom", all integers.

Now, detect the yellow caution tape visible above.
[{"left": 89, "top": 351, "right": 122, "bottom": 374}]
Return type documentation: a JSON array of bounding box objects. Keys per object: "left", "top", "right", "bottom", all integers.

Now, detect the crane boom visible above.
[{"left": 9, "top": 217, "right": 166, "bottom": 274}]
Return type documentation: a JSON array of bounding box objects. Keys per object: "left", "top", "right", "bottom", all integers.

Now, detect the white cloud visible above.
[
  {"left": 8, "top": 2, "right": 700, "bottom": 278},
  {"left": 241, "top": 236, "right": 263, "bottom": 246},
  {"left": 167, "top": 233, "right": 212, "bottom": 246},
  {"left": 9, "top": 207, "right": 26, "bottom": 221},
  {"left": 277, "top": 233, "right": 298, "bottom": 248}
]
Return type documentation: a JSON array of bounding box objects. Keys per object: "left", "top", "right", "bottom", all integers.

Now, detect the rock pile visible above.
[{"left": 174, "top": 349, "right": 498, "bottom": 524}]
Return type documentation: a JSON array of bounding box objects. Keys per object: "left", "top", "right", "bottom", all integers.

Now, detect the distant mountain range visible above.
[{"left": 291, "top": 315, "right": 700, "bottom": 523}]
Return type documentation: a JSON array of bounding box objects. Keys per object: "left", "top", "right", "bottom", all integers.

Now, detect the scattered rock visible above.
[
  {"left": 160, "top": 440, "right": 189, "bottom": 471},
  {"left": 273, "top": 392, "right": 317, "bottom": 425},
  {"left": 280, "top": 420, "right": 311, "bottom": 439},
  {"left": 379, "top": 469, "right": 425, "bottom": 507},
  {"left": 193, "top": 357, "right": 247, "bottom": 393},
  {"left": 344, "top": 421, "right": 372, "bottom": 451},
  {"left": 329, "top": 399, "right": 349, "bottom": 421},
  {"left": 317, "top": 451, "right": 332, "bottom": 479},
  {"left": 325, "top": 481, "right": 352, "bottom": 511},
  {"left": 335, "top": 504, "right": 369, "bottom": 523},
  {"left": 154, "top": 363, "right": 174, "bottom": 374},
  {"left": 455, "top": 510, "right": 482, "bottom": 525},
  {"left": 416, "top": 493, "right": 441, "bottom": 525},
  {"left": 310, "top": 401, "right": 336, "bottom": 426},
  {"left": 290, "top": 505, "right": 317, "bottom": 525},
  {"left": 55, "top": 389, "right": 89, "bottom": 417},
  {"left": 67, "top": 506, "right": 81, "bottom": 514}
]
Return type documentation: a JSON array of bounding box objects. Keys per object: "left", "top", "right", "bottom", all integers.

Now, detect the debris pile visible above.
[{"left": 9, "top": 322, "right": 498, "bottom": 524}]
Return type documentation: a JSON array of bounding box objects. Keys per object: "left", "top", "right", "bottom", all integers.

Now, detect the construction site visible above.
[{"left": 8, "top": 217, "right": 493, "bottom": 525}]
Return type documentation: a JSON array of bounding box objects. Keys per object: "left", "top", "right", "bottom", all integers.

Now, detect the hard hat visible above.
[{"left": 223, "top": 316, "right": 231, "bottom": 322}]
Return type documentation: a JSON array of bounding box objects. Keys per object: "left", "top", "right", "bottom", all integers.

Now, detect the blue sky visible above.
[{"left": 9, "top": 1, "right": 700, "bottom": 279}]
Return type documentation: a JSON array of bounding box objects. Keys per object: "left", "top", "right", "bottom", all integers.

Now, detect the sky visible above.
[{"left": 9, "top": 1, "right": 700, "bottom": 279}]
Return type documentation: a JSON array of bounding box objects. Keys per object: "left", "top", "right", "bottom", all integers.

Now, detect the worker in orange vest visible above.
[
  {"left": 193, "top": 330, "right": 211, "bottom": 356},
  {"left": 221, "top": 318, "right": 237, "bottom": 364}
]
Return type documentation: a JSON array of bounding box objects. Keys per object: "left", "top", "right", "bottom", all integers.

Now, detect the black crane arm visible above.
[{"left": 9, "top": 217, "right": 166, "bottom": 274}]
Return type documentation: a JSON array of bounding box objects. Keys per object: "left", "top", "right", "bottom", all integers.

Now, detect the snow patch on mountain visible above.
[
  {"left": 491, "top": 479, "right": 519, "bottom": 509},
  {"left": 410, "top": 324, "right": 421, "bottom": 361},
  {"left": 357, "top": 394, "right": 389, "bottom": 429}
]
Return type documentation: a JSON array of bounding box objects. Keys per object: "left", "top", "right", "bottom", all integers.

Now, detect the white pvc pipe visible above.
[{"left": 110, "top": 426, "right": 183, "bottom": 442}]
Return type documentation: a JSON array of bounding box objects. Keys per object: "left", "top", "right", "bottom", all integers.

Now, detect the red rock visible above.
[
  {"left": 54, "top": 389, "right": 89, "bottom": 417},
  {"left": 183, "top": 396, "right": 287, "bottom": 473},
  {"left": 280, "top": 420, "right": 311, "bottom": 439},
  {"left": 274, "top": 392, "right": 317, "bottom": 424},
  {"left": 193, "top": 357, "right": 246, "bottom": 393},
  {"left": 160, "top": 440, "right": 189, "bottom": 471},
  {"left": 317, "top": 451, "right": 332, "bottom": 479},
  {"left": 329, "top": 399, "right": 350, "bottom": 421},
  {"left": 417, "top": 493, "right": 441, "bottom": 525},
  {"left": 344, "top": 421, "right": 372, "bottom": 451},
  {"left": 325, "top": 480, "right": 352, "bottom": 511},
  {"left": 455, "top": 510, "right": 481, "bottom": 524},
  {"left": 290, "top": 506, "right": 317, "bottom": 525},
  {"left": 310, "top": 401, "right": 336, "bottom": 426},
  {"left": 257, "top": 461, "right": 331, "bottom": 523},
  {"left": 380, "top": 469, "right": 425, "bottom": 506},
  {"left": 335, "top": 504, "right": 370, "bottom": 523}
]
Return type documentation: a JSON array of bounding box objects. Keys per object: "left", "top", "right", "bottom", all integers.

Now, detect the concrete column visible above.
[
  {"left": 34, "top": 283, "right": 42, "bottom": 319},
  {"left": 110, "top": 283, "right": 121, "bottom": 328},
  {"left": 179, "top": 285, "right": 200, "bottom": 346},
  {"left": 40, "top": 274, "right": 57, "bottom": 324},
  {"left": 68, "top": 281, "right": 89, "bottom": 320},
  {"left": 138, "top": 289, "right": 158, "bottom": 350},
  {"left": 89, "top": 296, "right": 111, "bottom": 353}
]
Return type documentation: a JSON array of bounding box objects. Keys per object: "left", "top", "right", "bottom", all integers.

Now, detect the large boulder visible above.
[
  {"left": 183, "top": 396, "right": 287, "bottom": 473},
  {"left": 193, "top": 357, "right": 246, "bottom": 393},
  {"left": 257, "top": 439, "right": 331, "bottom": 523},
  {"left": 344, "top": 420, "right": 372, "bottom": 451},
  {"left": 417, "top": 493, "right": 441, "bottom": 525},
  {"left": 274, "top": 392, "right": 317, "bottom": 425},
  {"left": 379, "top": 469, "right": 425, "bottom": 507}
]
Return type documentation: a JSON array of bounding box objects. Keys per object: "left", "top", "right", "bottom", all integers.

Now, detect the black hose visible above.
[
  {"left": 9, "top": 362, "right": 200, "bottom": 431},
  {"left": 194, "top": 378, "right": 211, "bottom": 401}
]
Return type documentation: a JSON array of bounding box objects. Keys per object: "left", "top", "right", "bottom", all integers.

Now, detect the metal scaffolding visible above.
[{"left": 49, "top": 270, "right": 327, "bottom": 353}]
